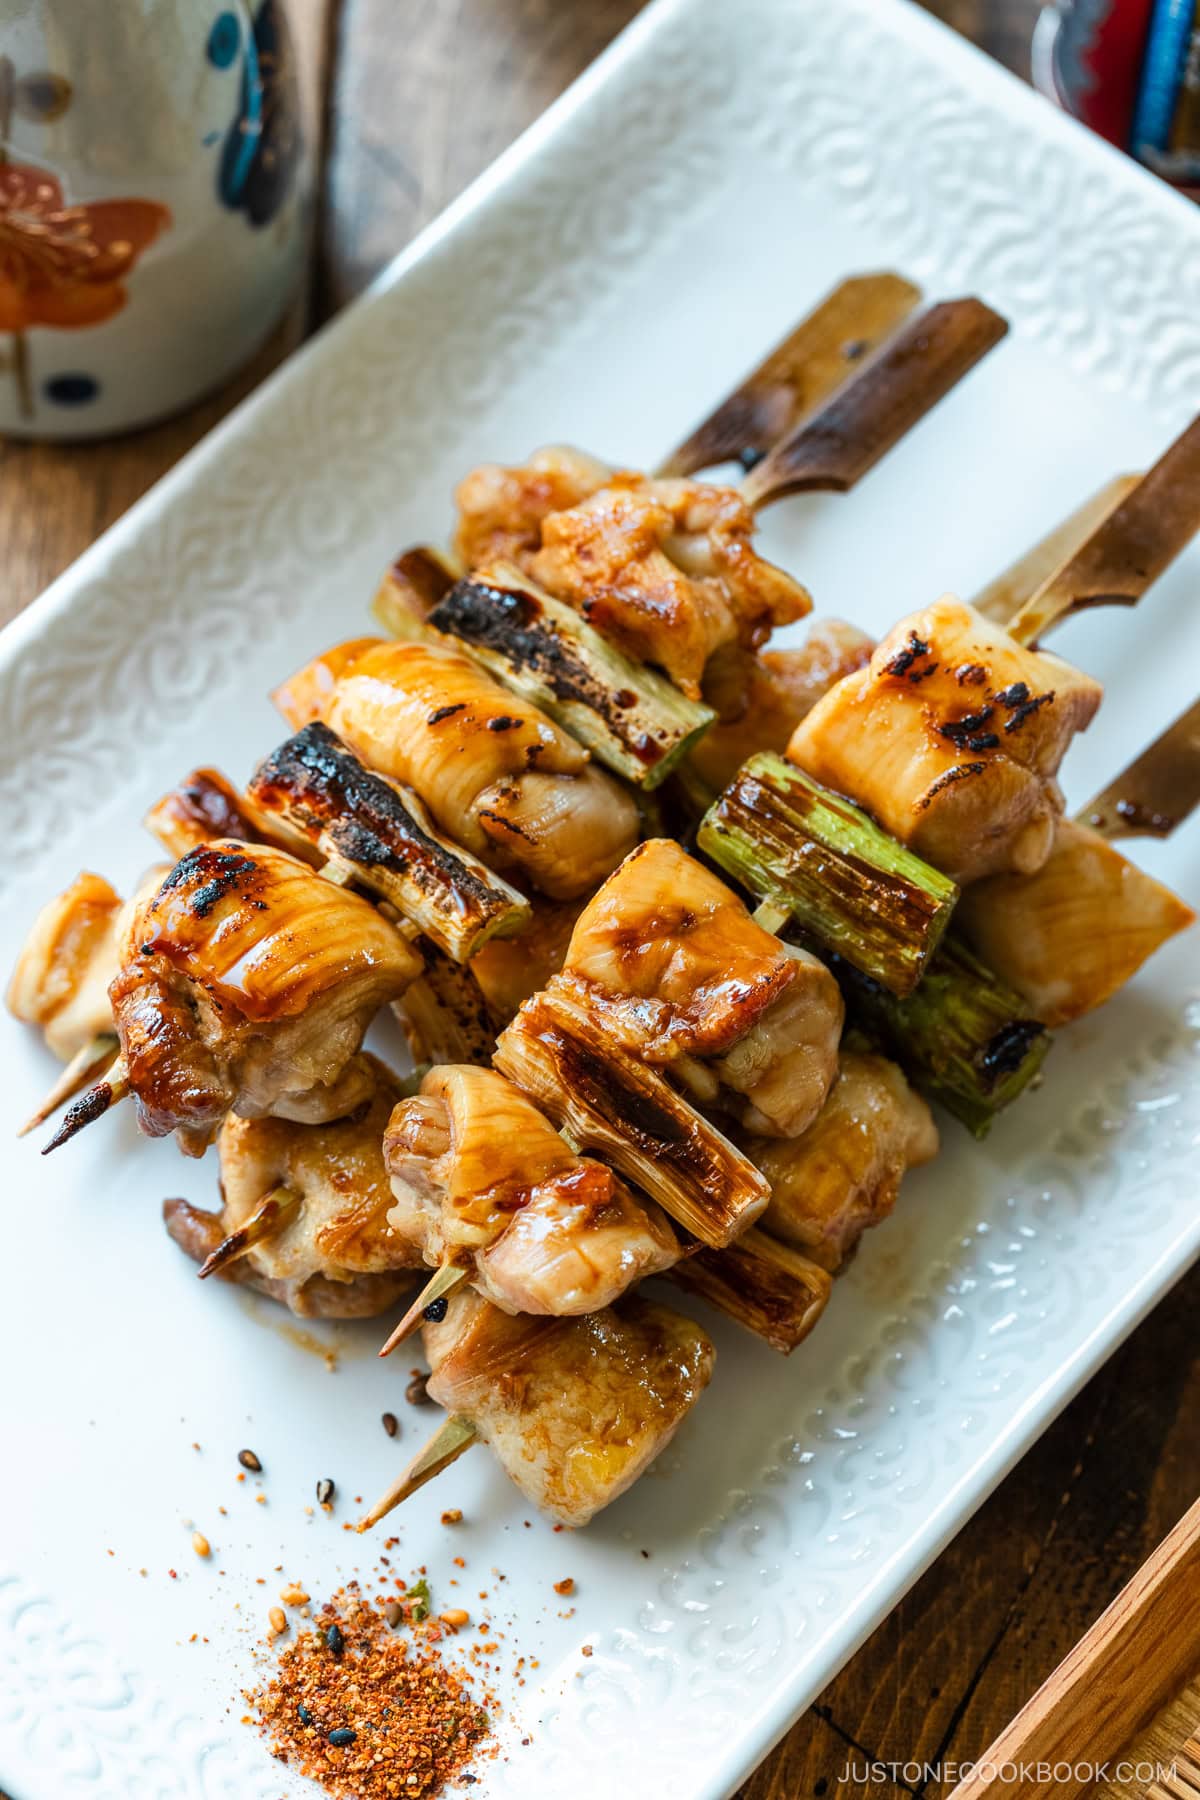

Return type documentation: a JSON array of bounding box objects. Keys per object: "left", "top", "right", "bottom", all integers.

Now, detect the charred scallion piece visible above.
[
  {"left": 420, "top": 563, "right": 716, "bottom": 789},
  {"left": 372, "top": 545, "right": 460, "bottom": 635},
  {"left": 699, "top": 753, "right": 958, "bottom": 996},
  {"left": 835, "top": 938, "right": 1050, "bottom": 1138},
  {"left": 493, "top": 981, "right": 769, "bottom": 1248},
  {"left": 248, "top": 723, "right": 531, "bottom": 962},
  {"left": 668, "top": 1228, "right": 832, "bottom": 1354}
]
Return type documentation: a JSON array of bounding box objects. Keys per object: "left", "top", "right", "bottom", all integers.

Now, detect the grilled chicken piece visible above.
[
  {"left": 788, "top": 597, "right": 1103, "bottom": 883},
  {"left": 143, "top": 768, "right": 298, "bottom": 863},
  {"left": 453, "top": 445, "right": 614, "bottom": 568},
  {"left": 468, "top": 895, "right": 581, "bottom": 1022},
  {"left": 956, "top": 818, "right": 1196, "bottom": 1028},
  {"left": 7, "top": 862, "right": 173, "bottom": 1064},
  {"left": 749, "top": 1052, "right": 938, "bottom": 1272},
  {"left": 559, "top": 838, "right": 842, "bottom": 1136},
  {"left": 691, "top": 620, "right": 876, "bottom": 792},
  {"left": 110, "top": 841, "right": 421, "bottom": 1155},
  {"left": 385, "top": 1064, "right": 677, "bottom": 1315},
  {"left": 274, "top": 636, "right": 639, "bottom": 900},
  {"left": 163, "top": 1205, "right": 415, "bottom": 1318},
  {"left": 7, "top": 871, "right": 126, "bottom": 1060},
  {"left": 423, "top": 1288, "right": 715, "bottom": 1525},
  {"left": 161, "top": 1056, "right": 421, "bottom": 1315},
  {"left": 528, "top": 474, "right": 811, "bottom": 697}
]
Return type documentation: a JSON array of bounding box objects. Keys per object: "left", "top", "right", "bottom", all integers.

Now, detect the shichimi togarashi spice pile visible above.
[{"left": 248, "top": 1585, "right": 494, "bottom": 1797}]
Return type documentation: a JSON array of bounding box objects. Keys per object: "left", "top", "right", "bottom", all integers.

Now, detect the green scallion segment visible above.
[
  {"left": 698, "top": 753, "right": 959, "bottom": 995},
  {"left": 836, "top": 936, "right": 1051, "bottom": 1138},
  {"left": 425, "top": 563, "right": 716, "bottom": 790}
]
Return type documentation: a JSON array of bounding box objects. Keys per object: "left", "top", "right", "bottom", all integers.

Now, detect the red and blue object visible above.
[{"left": 1038, "top": 0, "right": 1200, "bottom": 189}]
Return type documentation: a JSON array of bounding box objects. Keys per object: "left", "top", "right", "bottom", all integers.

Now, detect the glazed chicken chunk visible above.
[
  {"left": 423, "top": 1288, "right": 715, "bottom": 1526},
  {"left": 384, "top": 1064, "right": 677, "bottom": 1315},
  {"left": 956, "top": 818, "right": 1196, "bottom": 1027},
  {"left": 558, "top": 838, "right": 843, "bottom": 1136},
  {"left": 453, "top": 448, "right": 811, "bottom": 697},
  {"left": 691, "top": 619, "right": 876, "bottom": 793},
  {"left": 162, "top": 1055, "right": 422, "bottom": 1317},
  {"left": 452, "top": 444, "right": 614, "bottom": 567},
  {"left": 109, "top": 840, "right": 421, "bottom": 1155},
  {"left": 788, "top": 597, "right": 1102, "bottom": 883},
  {"left": 748, "top": 1052, "right": 938, "bottom": 1271},
  {"left": 274, "top": 636, "right": 639, "bottom": 899},
  {"left": 7, "top": 870, "right": 127, "bottom": 1060}
]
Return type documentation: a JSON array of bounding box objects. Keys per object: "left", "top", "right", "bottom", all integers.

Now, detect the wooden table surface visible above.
[{"left": 3, "top": 4, "right": 1197, "bottom": 1796}]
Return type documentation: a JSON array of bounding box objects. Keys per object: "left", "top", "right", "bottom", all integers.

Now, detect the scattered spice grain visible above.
[
  {"left": 268, "top": 1607, "right": 288, "bottom": 1638},
  {"left": 381, "top": 1411, "right": 399, "bottom": 1438},
  {"left": 280, "top": 1582, "right": 309, "bottom": 1606},
  {"left": 192, "top": 1531, "right": 211, "bottom": 1558},
  {"left": 440, "top": 1509, "right": 462, "bottom": 1526},
  {"left": 238, "top": 1448, "right": 263, "bottom": 1472},
  {"left": 248, "top": 1587, "right": 493, "bottom": 1799},
  {"left": 406, "top": 1372, "right": 431, "bottom": 1406},
  {"left": 552, "top": 1578, "right": 574, "bottom": 1597},
  {"left": 316, "top": 1478, "right": 335, "bottom": 1506}
]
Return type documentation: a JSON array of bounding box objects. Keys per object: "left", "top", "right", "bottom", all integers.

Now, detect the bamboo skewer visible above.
[
  {"left": 656, "top": 271, "right": 924, "bottom": 478},
  {"left": 196, "top": 1185, "right": 302, "bottom": 1279},
  {"left": 378, "top": 1261, "right": 469, "bottom": 1357},
  {"left": 741, "top": 298, "right": 1009, "bottom": 509},
  {"left": 41, "top": 1062, "right": 131, "bottom": 1153},
  {"left": 1005, "top": 413, "right": 1200, "bottom": 646},
  {"left": 1079, "top": 698, "right": 1200, "bottom": 843},
  {"left": 18, "top": 1031, "right": 118, "bottom": 1138},
  {"left": 972, "top": 473, "right": 1140, "bottom": 625},
  {"left": 358, "top": 1413, "right": 478, "bottom": 1531}
]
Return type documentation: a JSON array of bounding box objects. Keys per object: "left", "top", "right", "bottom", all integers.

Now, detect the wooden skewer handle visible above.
[{"left": 742, "top": 298, "right": 1008, "bottom": 509}]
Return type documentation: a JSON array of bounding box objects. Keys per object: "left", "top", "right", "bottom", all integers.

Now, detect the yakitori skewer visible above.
[
  {"left": 273, "top": 635, "right": 640, "bottom": 899},
  {"left": 656, "top": 271, "right": 923, "bottom": 478},
  {"left": 164, "top": 1054, "right": 424, "bottom": 1317},
  {"left": 495, "top": 839, "right": 846, "bottom": 1240},
  {"left": 377, "top": 1062, "right": 678, "bottom": 1352},
  {"left": 379, "top": 558, "right": 718, "bottom": 790},
  {"left": 377, "top": 291, "right": 1005, "bottom": 787},
  {"left": 247, "top": 721, "right": 532, "bottom": 960},
  {"left": 360, "top": 1288, "right": 715, "bottom": 1531},
  {"left": 42, "top": 841, "right": 422, "bottom": 1156}
]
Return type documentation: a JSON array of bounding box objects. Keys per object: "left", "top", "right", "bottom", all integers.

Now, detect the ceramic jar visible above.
[{"left": 0, "top": 0, "right": 307, "bottom": 438}]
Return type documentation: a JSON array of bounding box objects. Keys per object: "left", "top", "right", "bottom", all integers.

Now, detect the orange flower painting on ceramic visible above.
[
  {"left": 0, "top": 161, "right": 170, "bottom": 418},
  {"left": 0, "top": 163, "right": 170, "bottom": 332}
]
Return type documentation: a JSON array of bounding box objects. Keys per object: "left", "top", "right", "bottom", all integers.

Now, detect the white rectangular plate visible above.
[{"left": 2, "top": 1, "right": 1198, "bottom": 1795}]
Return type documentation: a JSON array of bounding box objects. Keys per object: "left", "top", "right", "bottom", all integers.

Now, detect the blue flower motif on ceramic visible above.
[
  {"left": 206, "top": 11, "right": 241, "bottom": 70},
  {"left": 43, "top": 372, "right": 99, "bottom": 406},
  {"left": 215, "top": 0, "right": 302, "bottom": 228}
]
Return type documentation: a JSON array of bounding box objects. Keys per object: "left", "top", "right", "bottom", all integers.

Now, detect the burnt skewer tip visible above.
[{"left": 41, "top": 1066, "right": 130, "bottom": 1154}]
